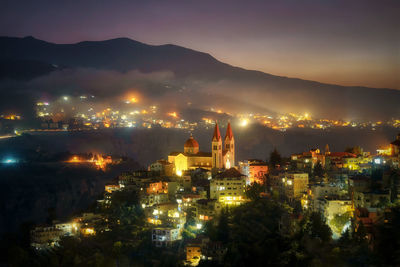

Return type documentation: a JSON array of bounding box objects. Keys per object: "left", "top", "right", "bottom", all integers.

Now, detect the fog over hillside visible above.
[{"left": 0, "top": 36, "right": 399, "bottom": 121}]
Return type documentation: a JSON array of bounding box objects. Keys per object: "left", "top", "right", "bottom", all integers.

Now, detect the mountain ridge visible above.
[
  {"left": 0, "top": 36, "right": 399, "bottom": 120},
  {"left": 1, "top": 35, "right": 395, "bottom": 90}
]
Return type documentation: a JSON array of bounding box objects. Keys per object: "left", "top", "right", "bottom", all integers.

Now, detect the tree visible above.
[
  {"left": 373, "top": 206, "right": 400, "bottom": 265},
  {"left": 313, "top": 160, "right": 324, "bottom": 179},
  {"left": 216, "top": 209, "right": 230, "bottom": 244},
  {"left": 289, "top": 160, "right": 298, "bottom": 171},
  {"left": 329, "top": 212, "right": 351, "bottom": 236},
  {"left": 269, "top": 148, "right": 282, "bottom": 169},
  {"left": 389, "top": 171, "right": 400, "bottom": 203},
  {"left": 299, "top": 212, "right": 332, "bottom": 243},
  {"left": 337, "top": 220, "right": 371, "bottom": 266},
  {"left": 223, "top": 199, "right": 306, "bottom": 266},
  {"left": 245, "top": 182, "right": 265, "bottom": 200}
]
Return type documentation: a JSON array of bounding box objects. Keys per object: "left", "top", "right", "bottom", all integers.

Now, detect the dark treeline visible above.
[{"left": 0, "top": 154, "right": 141, "bottom": 235}]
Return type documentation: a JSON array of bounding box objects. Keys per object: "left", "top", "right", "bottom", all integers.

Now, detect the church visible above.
[{"left": 168, "top": 123, "right": 235, "bottom": 175}]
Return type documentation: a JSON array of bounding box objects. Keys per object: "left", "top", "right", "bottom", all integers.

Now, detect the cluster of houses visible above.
[
  {"left": 30, "top": 213, "right": 101, "bottom": 250},
  {"left": 29, "top": 131, "right": 400, "bottom": 265},
  {"left": 289, "top": 134, "right": 400, "bottom": 239}
]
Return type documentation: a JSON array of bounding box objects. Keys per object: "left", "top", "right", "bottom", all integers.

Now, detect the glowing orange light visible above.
[
  {"left": 82, "top": 228, "right": 95, "bottom": 235},
  {"left": 3, "top": 114, "right": 20, "bottom": 120},
  {"left": 168, "top": 112, "right": 178, "bottom": 118},
  {"left": 68, "top": 156, "right": 82, "bottom": 163}
]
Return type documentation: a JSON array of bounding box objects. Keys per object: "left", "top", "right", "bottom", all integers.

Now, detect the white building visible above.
[
  {"left": 210, "top": 168, "right": 246, "bottom": 205},
  {"left": 152, "top": 227, "right": 181, "bottom": 247}
]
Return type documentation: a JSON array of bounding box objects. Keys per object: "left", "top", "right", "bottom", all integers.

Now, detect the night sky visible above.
[{"left": 0, "top": 0, "right": 399, "bottom": 89}]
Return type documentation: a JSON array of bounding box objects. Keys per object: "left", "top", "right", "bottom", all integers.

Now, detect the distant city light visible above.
[
  {"left": 63, "top": 96, "right": 69, "bottom": 101},
  {"left": 2, "top": 158, "right": 17, "bottom": 164},
  {"left": 240, "top": 119, "right": 249, "bottom": 127},
  {"left": 168, "top": 112, "right": 178, "bottom": 118},
  {"left": 36, "top": 102, "right": 50, "bottom": 106},
  {"left": 196, "top": 223, "right": 202, "bottom": 230}
]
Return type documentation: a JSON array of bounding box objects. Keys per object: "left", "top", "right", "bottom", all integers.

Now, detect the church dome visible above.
[{"left": 184, "top": 135, "right": 199, "bottom": 148}]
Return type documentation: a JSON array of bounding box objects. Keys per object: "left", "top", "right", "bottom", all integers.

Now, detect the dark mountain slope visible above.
[
  {"left": 0, "top": 36, "right": 399, "bottom": 119},
  {"left": 0, "top": 59, "right": 58, "bottom": 80}
]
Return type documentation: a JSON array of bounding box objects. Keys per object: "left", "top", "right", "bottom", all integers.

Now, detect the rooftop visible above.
[
  {"left": 215, "top": 167, "right": 244, "bottom": 179},
  {"left": 184, "top": 135, "right": 199, "bottom": 148},
  {"left": 169, "top": 151, "right": 212, "bottom": 157}
]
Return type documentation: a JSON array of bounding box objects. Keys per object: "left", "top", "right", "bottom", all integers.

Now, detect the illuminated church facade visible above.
[{"left": 168, "top": 123, "right": 235, "bottom": 174}]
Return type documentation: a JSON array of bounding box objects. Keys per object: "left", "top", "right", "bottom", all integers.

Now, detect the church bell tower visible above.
[
  {"left": 212, "top": 123, "right": 223, "bottom": 169},
  {"left": 224, "top": 122, "right": 235, "bottom": 168}
]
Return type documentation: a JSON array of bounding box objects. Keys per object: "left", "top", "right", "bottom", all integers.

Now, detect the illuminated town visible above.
[
  {"left": 19, "top": 125, "right": 400, "bottom": 266},
  {"left": 1, "top": 1, "right": 400, "bottom": 266},
  {"left": 0, "top": 95, "right": 399, "bottom": 138}
]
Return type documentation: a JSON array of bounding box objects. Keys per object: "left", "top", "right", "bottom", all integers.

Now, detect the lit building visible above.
[
  {"left": 30, "top": 221, "right": 80, "bottom": 250},
  {"left": 291, "top": 148, "right": 325, "bottom": 169},
  {"left": 105, "top": 184, "right": 120, "bottom": 193},
  {"left": 194, "top": 199, "right": 222, "bottom": 222},
  {"left": 180, "top": 193, "right": 206, "bottom": 211},
  {"left": 168, "top": 123, "right": 235, "bottom": 174},
  {"left": 152, "top": 227, "right": 181, "bottom": 247},
  {"left": 140, "top": 193, "right": 170, "bottom": 208},
  {"left": 305, "top": 183, "right": 343, "bottom": 210},
  {"left": 390, "top": 133, "right": 400, "bottom": 156},
  {"left": 146, "top": 181, "right": 168, "bottom": 194},
  {"left": 54, "top": 222, "right": 80, "bottom": 236},
  {"left": 325, "top": 152, "right": 357, "bottom": 170},
  {"left": 353, "top": 190, "right": 390, "bottom": 209},
  {"left": 30, "top": 226, "right": 63, "bottom": 250},
  {"left": 186, "top": 245, "right": 202, "bottom": 265},
  {"left": 342, "top": 155, "right": 371, "bottom": 172},
  {"left": 149, "top": 159, "right": 174, "bottom": 176},
  {"left": 238, "top": 159, "right": 268, "bottom": 185},
  {"left": 81, "top": 227, "right": 96, "bottom": 236},
  {"left": 349, "top": 175, "right": 371, "bottom": 194},
  {"left": 354, "top": 207, "right": 381, "bottom": 244},
  {"left": 201, "top": 241, "right": 228, "bottom": 263},
  {"left": 248, "top": 159, "right": 268, "bottom": 184},
  {"left": 210, "top": 168, "right": 246, "bottom": 205},
  {"left": 145, "top": 203, "right": 186, "bottom": 229},
  {"left": 377, "top": 147, "right": 391, "bottom": 156},
  {"left": 267, "top": 170, "right": 285, "bottom": 192},
  {"left": 281, "top": 172, "right": 309, "bottom": 200}
]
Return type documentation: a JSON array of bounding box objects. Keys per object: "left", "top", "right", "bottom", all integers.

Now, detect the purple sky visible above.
[{"left": 1, "top": 0, "right": 399, "bottom": 88}]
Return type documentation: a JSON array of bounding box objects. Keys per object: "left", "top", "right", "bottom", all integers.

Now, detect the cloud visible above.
[{"left": 1, "top": 66, "right": 400, "bottom": 121}]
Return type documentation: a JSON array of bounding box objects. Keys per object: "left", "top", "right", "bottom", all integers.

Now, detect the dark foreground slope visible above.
[{"left": 0, "top": 159, "right": 141, "bottom": 234}]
